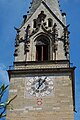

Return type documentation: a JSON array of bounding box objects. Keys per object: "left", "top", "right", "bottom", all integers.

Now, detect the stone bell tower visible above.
[{"left": 7, "top": 0, "right": 75, "bottom": 120}]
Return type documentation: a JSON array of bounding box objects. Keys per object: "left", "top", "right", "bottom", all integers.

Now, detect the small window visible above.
[
  {"left": 48, "top": 18, "right": 53, "bottom": 27},
  {"left": 33, "top": 19, "right": 37, "bottom": 28}
]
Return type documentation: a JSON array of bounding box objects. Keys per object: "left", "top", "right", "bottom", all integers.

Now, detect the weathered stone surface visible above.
[
  {"left": 7, "top": 72, "right": 74, "bottom": 120},
  {"left": 7, "top": 0, "right": 74, "bottom": 120}
]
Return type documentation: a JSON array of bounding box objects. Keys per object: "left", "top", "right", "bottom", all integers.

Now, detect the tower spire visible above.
[{"left": 28, "top": 0, "right": 60, "bottom": 18}]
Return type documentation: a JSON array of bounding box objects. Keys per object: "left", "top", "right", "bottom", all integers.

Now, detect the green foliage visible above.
[{"left": 0, "top": 84, "right": 17, "bottom": 118}]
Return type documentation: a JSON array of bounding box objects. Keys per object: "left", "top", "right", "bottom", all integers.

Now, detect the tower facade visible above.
[{"left": 7, "top": 0, "right": 75, "bottom": 120}]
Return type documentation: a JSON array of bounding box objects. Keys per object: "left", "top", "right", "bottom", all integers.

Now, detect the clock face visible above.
[{"left": 26, "top": 76, "right": 54, "bottom": 97}]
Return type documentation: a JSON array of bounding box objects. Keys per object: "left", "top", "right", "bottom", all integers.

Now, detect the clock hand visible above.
[
  {"left": 37, "top": 77, "right": 47, "bottom": 89},
  {"left": 39, "top": 78, "right": 41, "bottom": 87},
  {"left": 37, "top": 78, "right": 41, "bottom": 89}
]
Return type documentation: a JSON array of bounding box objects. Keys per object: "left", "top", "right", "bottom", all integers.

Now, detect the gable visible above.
[
  {"left": 20, "top": 2, "right": 65, "bottom": 40},
  {"left": 24, "top": 1, "right": 65, "bottom": 27}
]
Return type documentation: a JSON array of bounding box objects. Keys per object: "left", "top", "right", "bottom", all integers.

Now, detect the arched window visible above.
[
  {"left": 48, "top": 18, "right": 53, "bottom": 27},
  {"left": 36, "top": 36, "right": 50, "bottom": 61},
  {"left": 33, "top": 19, "right": 37, "bottom": 28}
]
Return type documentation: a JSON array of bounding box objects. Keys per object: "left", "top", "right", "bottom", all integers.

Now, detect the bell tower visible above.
[{"left": 7, "top": 0, "right": 75, "bottom": 120}]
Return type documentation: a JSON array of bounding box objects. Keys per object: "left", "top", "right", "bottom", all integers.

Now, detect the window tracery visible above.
[{"left": 48, "top": 18, "right": 53, "bottom": 27}]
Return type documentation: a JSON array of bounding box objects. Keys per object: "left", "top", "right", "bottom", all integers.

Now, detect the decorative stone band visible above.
[{"left": 13, "top": 60, "right": 70, "bottom": 70}]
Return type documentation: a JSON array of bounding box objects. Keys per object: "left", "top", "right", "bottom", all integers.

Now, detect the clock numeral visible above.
[
  {"left": 26, "top": 87, "right": 31, "bottom": 90},
  {"left": 48, "top": 81, "right": 53, "bottom": 85},
  {"left": 45, "top": 91, "right": 50, "bottom": 95},
  {"left": 27, "top": 82, "right": 32, "bottom": 86},
  {"left": 49, "top": 86, "right": 54, "bottom": 89}
]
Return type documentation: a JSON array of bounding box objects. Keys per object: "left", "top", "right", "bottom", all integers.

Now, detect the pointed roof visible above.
[
  {"left": 20, "top": 0, "right": 64, "bottom": 29},
  {"left": 28, "top": 0, "right": 60, "bottom": 17},
  {"left": 29, "top": 0, "right": 41, "bottom": 16}
]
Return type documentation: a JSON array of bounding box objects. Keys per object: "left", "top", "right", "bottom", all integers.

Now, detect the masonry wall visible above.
[{"left": 7, "top": 72, "right": 74, "bottom": 120}]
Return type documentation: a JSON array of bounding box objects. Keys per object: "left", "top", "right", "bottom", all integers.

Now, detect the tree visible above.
[{"left": 0, "top": 84, "right": 17, "bottom": 118}]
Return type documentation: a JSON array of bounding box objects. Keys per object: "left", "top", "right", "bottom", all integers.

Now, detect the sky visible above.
[{"left": 0, "top": 0, "right": 80, "bottom": 120}]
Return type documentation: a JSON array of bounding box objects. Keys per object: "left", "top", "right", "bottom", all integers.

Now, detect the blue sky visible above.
[{"left": 0, "top": 0, "right": 80, "bottom": 120}]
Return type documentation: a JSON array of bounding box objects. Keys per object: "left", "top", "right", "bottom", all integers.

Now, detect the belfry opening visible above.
[{"left": 36, "top": 35, "right": 50, "bottom": 61}]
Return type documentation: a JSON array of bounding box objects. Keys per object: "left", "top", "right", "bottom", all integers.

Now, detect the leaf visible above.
[
  {"left": 1, "top": 84, "right": 9, "bottom": 92},
  {"left": 0, "top": 114, "right": 6, "bottom": 118},
  {"left": 6, "top": 95, "right": 17, "bottom": 106},
  {"left": 0, "top": 84, "right": 9, "bottom": 99},
  {"left": 0, "top": 84, "right": 17, "bottom": 118}
]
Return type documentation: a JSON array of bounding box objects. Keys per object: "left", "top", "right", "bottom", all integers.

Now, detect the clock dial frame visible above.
[{"left": 26, "top": 76, "right": 54, "bottom": 97}]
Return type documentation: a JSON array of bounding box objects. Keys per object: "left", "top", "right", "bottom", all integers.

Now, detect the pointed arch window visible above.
[
  {"left": 48, "top": 18, "right": 53, "bottom": 27},
  {"left": 36, "top": 36, "right": 50, "bottom": 61},
  {"left": 33, "top": 19, "right": 37, "bottom": 28}
]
